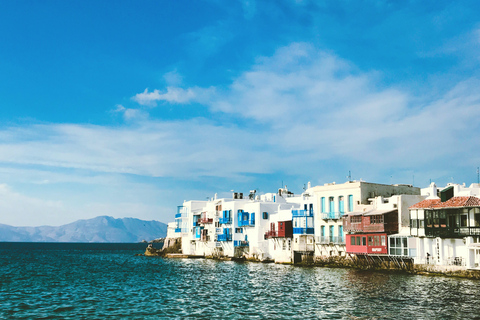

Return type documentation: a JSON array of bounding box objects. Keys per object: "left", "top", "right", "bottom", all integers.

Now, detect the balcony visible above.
[
  {"left": 321, "top": 212, "right": 343, "bottom": 220},
  {"left": 265, "top": 230, "right": 278, "bottom": 239},
  {"left": 316, "top": 236, "right": 345, "bottom": 245},
  {"left": 217, "top": 234, "right": 232, "bottom": 242},
  {"left": 175, "top": 213, "right": 182, "bottom": 219},
  {"left": 292, "top": 242, "right": 314, "bottom": 252},
  {"left": 238, "top": 220, "right": 255, "bottom": 227},
  {"left": 219, "top": 218, "right": 232, "bottom": 224},
  {"left": 344, "top": 222, "right": 363, "bottom": 233},
  {"left": 293, "top": 227, "right": 314, "bottom": 235},
  {"left": 198, "top": 218, "right": 213, "bottom": 224},
  {"left": 425, "top": 226, "right": 480, "bottom": 238},
  {"left": 292, "top": 209, "right": 314, "bottom": 217},
  {"left": 234, "top": 240, "right": 249, "bottom": 247}
]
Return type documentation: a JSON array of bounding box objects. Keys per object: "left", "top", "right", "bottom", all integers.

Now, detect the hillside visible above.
[{"left": 0, "top": 216, "right": 167, "bottom": 242}]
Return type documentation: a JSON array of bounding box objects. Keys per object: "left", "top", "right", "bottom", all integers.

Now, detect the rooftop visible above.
[{"left": 409, "top": 196, "right": 480, "bottom": 209}]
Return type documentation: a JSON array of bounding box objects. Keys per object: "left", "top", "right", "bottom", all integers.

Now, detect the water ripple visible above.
[{"left": 1, "top": 244, "right": 479, "bottom": 319}]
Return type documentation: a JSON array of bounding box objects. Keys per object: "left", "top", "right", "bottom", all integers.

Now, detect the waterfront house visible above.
[
  {"left": 409, "top": 184, "right": 480, "bottom": 269},
  {"left": 310, "top": 181, "right": 421, "bottom": 258}
]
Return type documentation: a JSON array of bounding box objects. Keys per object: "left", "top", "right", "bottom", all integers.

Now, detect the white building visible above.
[
  {"left": 409, "top": 184, "right": 480, "bottom": 269},
  {"left": 310, "top": 181, "right": 420, "bottom": 258}
]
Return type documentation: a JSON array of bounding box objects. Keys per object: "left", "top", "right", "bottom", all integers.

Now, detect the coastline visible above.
[{"left": 144, "top": 245, "right": 480, "bottom": 279}]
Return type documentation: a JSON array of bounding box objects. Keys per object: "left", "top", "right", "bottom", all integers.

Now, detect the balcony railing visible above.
[
  {"left": 292, "top": 243, "right": 314, "bottom": 252},
  {"left": 265, "top": 230, "right": 278, "bottom": 239},
  {"left": 238, "top": 220, "right": 255, "bottom": 227},
  {"left": 198, "top": 218, "right": 213, "bottom": 224},
  {"left": 293, "top": 227, "right": 314, "bottom": 235},
  {"left": 217, "top": 234, "right": 232, "bottom": 242},
  {"left": 425, "top": 226, "right": 480, "bottom": 238},
  {"left": 344, "top": 222, "right": 363, "bottom": 232},
  {"left": 219, "top": 218, "right": 232, "bottom": 224},
  {"left": 292, "top": 210, "right": 314, "bottom": 217},
  {"left": 315, "top": 236, "right": 345, "bottom": 244},
  {"left": 234, "top": 240, "right": 249, "bottom": 247},
  {"left": 321, "top": 212, "right": 343, "bottom": 220}
]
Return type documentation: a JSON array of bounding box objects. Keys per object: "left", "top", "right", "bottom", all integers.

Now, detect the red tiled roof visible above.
[
  {"left": 409, "top": 196, "right": 480, "bottom": 209},
  {"left": 409, "top": 199, "right": 441, "bottom": 209}
]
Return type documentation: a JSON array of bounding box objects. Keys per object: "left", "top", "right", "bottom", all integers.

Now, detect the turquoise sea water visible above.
[{"left": 0, "top": 243, "right": 478, "bottom": 319}]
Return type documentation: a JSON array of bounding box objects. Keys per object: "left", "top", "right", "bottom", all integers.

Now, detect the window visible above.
[
  {"left": 381, "top": 236, "right": 386, "bottom": 246},
  {"left": 348, "top": 195, "right": 354, "bottom": 212},
  {"left": 461, "top": 215, "right": 468, "bottom": 227},
  {"left": 370, "top": 215, "right": 384, "bottom": 224},
  {"left": 368, "top": 236, "right": 373, "bottom": 246},
  {"left": 419, "top": 220, "right": 425, "bottom": 228},
  {"left": 263, "top": 212, "right": 268, "bottom": 219},
  {"left": 356, "top": 236, "right": 361, "bottom": 246},
  {"left": 374, "top": 236, "right": 380, "bottom": 246},
  {"left": 362, "top": 237, "right": 366, "bottom": 246},
  {"left": 389, "top": 236, "right": 408, "bottom": 256},
  {"left": 410, "top": 219, "right": 418, "bottom": 228},
  {"left": 235, "top": 228, "right": 243, "bottom": 233},
  {"left": 329, "top": 197, "right": 334, "bottom": 213},
  {"left": 351, "top": 216, "right": 362, "bottom": 223},
  {"left": 339, "top": 196, "right": 345, "bottom": 214},
  {"left": 321, "top": 197, "right": 326, "bottom": 213},
  {"left": 351, "top": 236, "right": 355, "bottom": 245}
]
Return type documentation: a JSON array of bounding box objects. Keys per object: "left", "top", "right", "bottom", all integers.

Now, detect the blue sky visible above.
[{"left": 1, "top": 1, "right": 480, "bottom": 226}]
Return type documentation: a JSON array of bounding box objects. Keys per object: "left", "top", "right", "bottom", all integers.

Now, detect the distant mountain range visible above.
[{"left": 0, "top": 216, "right": 167, "bottom": 243}]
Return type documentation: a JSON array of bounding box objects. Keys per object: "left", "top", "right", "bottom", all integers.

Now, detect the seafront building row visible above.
[{"left": 164, "top": 180, "right": 480, "bottom": 270}]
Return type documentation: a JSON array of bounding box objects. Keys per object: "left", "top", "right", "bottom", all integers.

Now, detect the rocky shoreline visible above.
[{"left": 142, "top": 242, "right": 480, "bottom": 279}]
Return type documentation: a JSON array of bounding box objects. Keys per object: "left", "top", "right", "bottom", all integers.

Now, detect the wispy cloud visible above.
[
  {"left": 132, "top": 87, "right": 214, "bottom": 106},
  {"left": 113, "top": 104, "right": 148, "bottom": 121},
  {"left": 2, "top": 43, "right": 479, "bottom": 189}
]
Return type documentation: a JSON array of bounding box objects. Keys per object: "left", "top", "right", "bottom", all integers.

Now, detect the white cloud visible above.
[
  {"left": 2, "top": 43, "right": 479, "bottom": 198},
  {"left": 132, "top": 87, "right": 214, "bottom": 106},
  {"left": 114, "top": 104, "right": 148, "bottom": 121},
  {"left": 1, "top": 43, "right": 480, "bottom": 226}
]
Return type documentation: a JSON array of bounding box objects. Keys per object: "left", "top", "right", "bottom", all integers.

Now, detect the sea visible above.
[{"left": 0, "top": 242, "right": 479, "bottom": 320}]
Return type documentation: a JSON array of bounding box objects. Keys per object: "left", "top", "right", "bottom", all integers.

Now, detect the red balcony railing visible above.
[{"left": 198, "top": 218, "right": 213, "bottom": 224}]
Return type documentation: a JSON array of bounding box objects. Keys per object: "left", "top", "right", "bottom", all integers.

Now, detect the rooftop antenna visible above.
[{"left": 347, "top": 170, "right": 352, "bottom": 182}]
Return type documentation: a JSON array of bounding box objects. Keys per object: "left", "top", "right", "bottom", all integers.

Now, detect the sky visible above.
[{"left": 1, "top": 0, "right": 480, "bottom": 226}]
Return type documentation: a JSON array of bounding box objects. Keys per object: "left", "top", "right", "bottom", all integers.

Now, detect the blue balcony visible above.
[
  {"left": 217, "top": 234, "right": 232, "bottom": 241},
  {"left": 234, "top": 240, "right": 249, "bottom": 247},
  {"left": 219, "top": 218, "right": 232, "bottom": 224},
  {"left": 175, "top": 213, "right": 182, "bottom": 219},
  {"left": 292, "top": 209, "right": 314, "bottom": 217},
  {"left": 293, "top": 227, "right": 314, "bottom": 235},
  {"left": 238, "top": 220, "right": 255, "bottom": 227}
]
